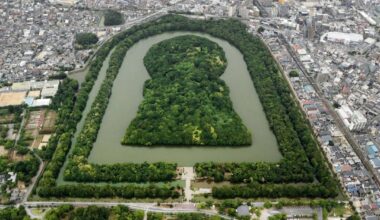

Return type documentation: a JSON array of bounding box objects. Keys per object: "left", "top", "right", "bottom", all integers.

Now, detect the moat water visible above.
[{"left": 69, "top": 32, "right": 282, "bottom": 167}]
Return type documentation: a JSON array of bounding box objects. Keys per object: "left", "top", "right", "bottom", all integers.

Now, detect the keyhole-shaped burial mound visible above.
[{"left": 122, "top": 35, "right": 252, "bottom": 146}]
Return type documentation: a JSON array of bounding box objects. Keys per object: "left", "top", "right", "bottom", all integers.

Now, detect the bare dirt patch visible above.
[{"left": 0, "top": 92, "right": 27, "bottom": 107}]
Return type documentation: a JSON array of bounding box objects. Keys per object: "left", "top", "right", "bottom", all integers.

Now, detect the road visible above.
[
  {"left": 365, "top": 114, "right": 380, "bottom": 130},
  {"left": 23, "top": 201, "right": 232, "bottom": 219},
  {"left": 17, "top": 5, "right": 186, "bottom": 207},
  {"left": 13, "top": 109, "right": 26, "bottom": 148},
  {"left": 10, "top": 11, "right": 360, "bottom": 220},
  {"left": 11, "top": 110, "right": 45, "bottom": 204},
  {"left": 278, "top": 32, "right": 380, "bottom": 187},
  {"left": 69, "top": 8, "right": 170, "bottom": 76},
  {"left": 252, "top": 0, "right": 269, "bottom": 17},
  {"left": 16, "top": 8, "right": 170, "bottom": 208},
  {"left": 22, "top": 153, "right": 45, "bottom": 204},
  {"left": 25, "top": 206, "right": 43, "bottom": 219},
  {"left": 18, "top": 5, "right": 176, "bottom": 204}
]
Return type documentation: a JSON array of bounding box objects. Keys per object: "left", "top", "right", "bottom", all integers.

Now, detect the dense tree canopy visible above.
[
  {"left": 36, "top": 14, "right": 338, "bottom": 199},
  {"left": 123, "top": 35, "right": 251, "bottom": 146},
  {"left": 75, "top": 33, "right": 99, "bottom": 48},
  {"left": 104, "top": 10, "right": 124, "bottom": 26},
  {"left": 44, "top": 205, "right": 224, "bottom": 220},
  {"left": 12, "top": 155, "right": 39, "bottom": 183},
  {"left": 64, "top": 31, "right": 177, "bottom": 183},
  {"left": 289, "top": 70, "right": 299, "bottom": 77},
  {"left": 269, "top": 214, "right": 287, "bottom": 220},
  {"left": 38, "top": 184, "right": 179, "bottom": 199},
  {"left": 37, "top": 18, "right": 182, "bottom": 197},
  {"left": 0, "top": 206, "right": 30, "bottom": 220},
  {"left": 45, "top": 205, "right": 144, "bottom": 220}
]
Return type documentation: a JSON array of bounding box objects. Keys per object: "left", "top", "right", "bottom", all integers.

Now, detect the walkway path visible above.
[
  {"left": 181, "top": 167, "right": 195, "bottom": 202},
  {"left": 13, "top": 109, "right": 26, "bottom": 148},
  {"left": 143, "top": 210, "right": 148, "bottom": 220},
  {"left": 23, "top": 153, "right": 45, "bottom": 203},
  {"left": 25, "top": 206, "right": 43, "bottom": 219}
]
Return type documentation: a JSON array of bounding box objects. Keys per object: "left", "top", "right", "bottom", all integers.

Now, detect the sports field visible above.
[{"left": 0, "top": 92, "right": 27, "bottom": 107}]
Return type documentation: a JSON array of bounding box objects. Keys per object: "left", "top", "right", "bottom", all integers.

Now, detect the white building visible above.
[
  {"left": 337, "top": 105, "right": 367, "bottom": 131},
  {"left": 350, "top": 111, "right": 367, "bottom": 131},
  {"left": 31, "top": 98, "right": 52, "bottom": 107},
  {"left": 228, "top": 5, "right": 237, "bottom": 17},
  {"left": 358, "top": 11, "right": 377, "bottom": 26},
  {"left": 49, "top": 0, "right": 78, "bottom": 6},
  {"left": 7, "top": 172, "right": 16, "bottom": 183},
  {"left": 252, "top": 6, "right": 260, "bottom": 17},
  {"left": 41, "top": 80, "right": 60, "bottom": 97},
  {"left": 11, "top": 81, "right": 31, "bottom": 91},
  {"left": 320, "top": 32, "right": 363, "bottom": 45},
  {"left": 279, "top": 19, "right": 299, "bottom": 30}
]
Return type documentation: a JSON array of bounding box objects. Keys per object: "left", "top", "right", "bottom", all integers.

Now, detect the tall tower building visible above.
[{"left": 305, "top": 17, "right": 316, "bottom": 40}]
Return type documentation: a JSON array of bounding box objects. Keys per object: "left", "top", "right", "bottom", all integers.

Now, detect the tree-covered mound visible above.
[
  {"left": 122, "top": 35, "right": 251, "bottom": 146},
  {"left": 104, "top": 10, "right": 124, "bottom": 26},
  {"left": 75, "top": 32, "right": 98, "bottom": 49}
]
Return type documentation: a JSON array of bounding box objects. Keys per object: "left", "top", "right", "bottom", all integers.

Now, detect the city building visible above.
[
  {"left": 320, "top": 32, "right": 364, "bottom": 45},
  {"left": 337, "top": 105, "right": 367, "bottom": 131}
]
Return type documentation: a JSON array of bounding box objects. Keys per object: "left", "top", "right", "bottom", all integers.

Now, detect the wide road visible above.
[
  {"left": 278, "top": 32, "right": 380, "bottom": 187},
  {"left": 11, "top": 12, "right": 352, "bottom": 220},
  {"left": 23, "top": 201, "right": 233, "bottom": 219}
]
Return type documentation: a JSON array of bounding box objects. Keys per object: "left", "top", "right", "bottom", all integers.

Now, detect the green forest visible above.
[
  {"left": 122, "top": 35, "right": 251, "bottom": 146},
  {"left": 104, "top": 10, "right": 124, "bottom": 26},
  {"left": 0, "top": 206, "right": 31, "bottom": 220},
  {"left": 75, "top": 33, "right": 98, "bottom": 49},
  {"left": 35, "top": 14, "right": 338, "bottom": 199},
  {"left": 44, "top": 205, "right": 223, "bottom": 220}
]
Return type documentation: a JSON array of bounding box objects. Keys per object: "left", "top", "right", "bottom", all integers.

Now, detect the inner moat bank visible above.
[{"left": 70, "top": 32, "right": 282, "bottom": 166}]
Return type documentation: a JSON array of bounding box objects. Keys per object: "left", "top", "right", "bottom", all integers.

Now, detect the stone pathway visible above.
[{"left": 181, "top": 167, "right": 195, "bottom": 202}]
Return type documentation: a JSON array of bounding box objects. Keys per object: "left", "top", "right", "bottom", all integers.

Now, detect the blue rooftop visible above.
[
  {"left": 334, "top": 164, "right": 341, "bottom": 173},
  {"left": 304, "top": 85, "right": 315, "bottom": 93},
  {"left": 367, "top": 145, "right": 378, "bottom": 155},
  {"left": 346, "top": 184, "right": 358, "bottom": 193},
  {"left": 24, "top": 97, "right": 34, "bottom": 107}
]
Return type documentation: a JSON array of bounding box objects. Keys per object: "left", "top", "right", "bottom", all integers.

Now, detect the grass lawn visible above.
[
  {"left": 191, "top": 180, "right": 234, "bottom": 190},
  {"left": 31, "top": 208, "right": 48, "bottom": 216},
  {"left": 329, "top": 206, "right": 351, "bottom": 217}
]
